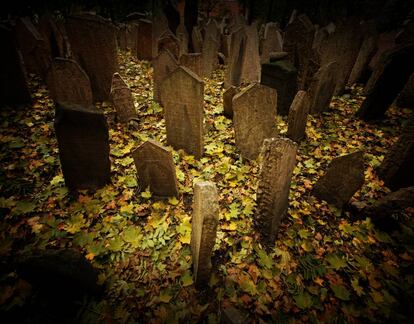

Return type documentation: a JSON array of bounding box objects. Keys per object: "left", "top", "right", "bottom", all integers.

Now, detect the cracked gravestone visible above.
[{"left": 110, "top": 72, "right": 137, "bottom": 123}]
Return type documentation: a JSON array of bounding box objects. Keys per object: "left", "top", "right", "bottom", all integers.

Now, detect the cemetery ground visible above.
[{"left": 1, "top": 50, "right": 413, "bottom": 323}]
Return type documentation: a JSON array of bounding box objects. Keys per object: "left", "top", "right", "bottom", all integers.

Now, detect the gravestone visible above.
[
  {"left": 66, "top": 14, "right": 118, "bottom": 101},
  {"left": 0, "top": 24, "right": 31, "bottom": 106},
  {"left": 116, "top": 24, "right": 128, "bottom": 51},
  {"left": 260, "top": 22, "right": 283, "bottom": 64},
  {"left": 233, "top": 83, "right": 278, "bottom": 160},
  {"left": 160, "top": 66, "right": 204, "bottom": 158},
  {"left": 46, "top": 58, "right": 93, "bottom": 107},
  {"left": 202, "top": 33, "right": 219, "bottom": 78},
  {"left": 126, "top": 23, "right": 138, "bottom": 53},
  {"left": 176, "top": 23, "right": 189, "bottom": 55},
  {"left": 191, "top": 181, "right": 219, "bottom": 288},
  {"left": 132, "top": 140, "right": 179, "bottom": 198},
  {"left": 396, "top": 73, "right": 414, "bottom": 108},
  {"left": 312, "top": 151, "right": 365, "bottom": 208},
  {"left": 54, "top": 102, "right": 111, "bottom": 190},
  {"left": 152, "top": 14, "right": 169, "bottom": 58},
  {"left": 287, "top": 90, "right": 309, "bottom": 142},
  {"left": 241, "top": 23, "right": 261, "bottom": 83},
  {"left": 153, "top": 49, "right": 179, "bottom": 104},
  {"left": 204, "top": 19, "right": 219, "bottom": 43},
  {"left": 308, "top": 61, "right": 337, "bottom": 114},
  {"left": 191, "top": 26, "right": 203, "bottom": 53},
  {"left": 221, "top": 34, "right": 231, "bottom": 60},
  {"left": 157, "top": 30, "right": 180, "bottom": 59},
  {"left": 179, "top": 53, "right": 203, "bottom": 77},
  {"left": 269, "top": 52, "right": 288, "bottom": 62},
  {"left": 223, "top": 86, "right": 237, "bottom": 118},
  {"left": 260, "top": 60, "right": 297, "bottom": 116},
  {"left": 136, "top": 19, "right": 153, "bottom": 60},
  {"left": 255, "top": 137, "right": 297, "bottom": 247},
  {"left": 224, "top": 27, "right": 246, "bottom": 88},
  {"left": 110, "top": 73, "right": 137, "bottom": 123},
  {"left": 38, "top": 14, "right": 67, "bottom": 58}
]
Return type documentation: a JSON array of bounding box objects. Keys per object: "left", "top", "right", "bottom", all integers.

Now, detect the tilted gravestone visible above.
[
  {"left": 132, "top": 140, "right": 179, "bottom": 198},
  {"left": 110, "top": 72, "right": 137, "bottom": 123},
  {"left": 47, "top": 58, "right": 93, "bottom": 107},
  {"left": 223, "top": 86, "right": 238, "bottom": 118},
  {"left": 136, "top": 19, "right": 153, "bottom": 60},
  {"left": 191, "top": 181, "right": 219, "bottom": 288},
  {"left": 241, "top": 23, "right": 261, "bottom": 83},
  {"left": 255, "top": 137, "right": 297, "bottom": 247},
  {"left": 54, "top": 102, "right": 111, "bottom": 190},
  {"left": 0, "top": 24, "right": 31, "bottom": 106},
  {"left": 153, "top": 49, "right": 179, "bottom": 104},
  {"left": 157, "top": 30, "right": 180, "bottom": 59},
  {"left": 66, "top": 14, "right": 118, "bottom": 101},
  {"left": 160, "top": 66, "right": 204, "bottom": 159},
  {"left": 233, "top": 83, "right": 278, "bottom": 160},
  {"left": 308, "top": 61, "right": 337, "bottom": 114},
  {"left": 38, "top": 14, "right": 67, "bottom": 58},
  {"left": 260, "top": 60, "right": 297, "bottom": 116},
  {"left": 224, "top": 27, "right": 246, "bottom": 88},
  {"left": 287, "top": 90, "right": 309, "bottom": 142},
  {"left": 260, "top": 22, "right": 283, "bottom": 64},
  {"left": 179, "top": 53, "right": 203, "bottom": 77},
  {"left": 312, "top": 151, "right": 365, "bottom": 208},
  {"left": 202, "top": 33, "right": 219, "bottom": 78}
]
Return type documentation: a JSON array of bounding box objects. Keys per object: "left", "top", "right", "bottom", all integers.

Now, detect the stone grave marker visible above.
[
  {"left": 255, "top": 137, "right": 297, "bottom": 247},
  {"left": 126, "top": 22, "right": 138, "bottom": 53},
  {"left": 241, "top": 23, "right": 261, "bottom": 83},
  {"left": 157, "top": 30, "right": 180, "bottom": 59},
  {"left": 233, "top": 83, "right": 277, "bottom": 160},
  {"left": 110, "top": 72, "right": 137, "bottom": 123},
  {"left": 66, "top": 14, "right": 118, "bottom": 101},
  {"left": 287, "top": 90, "right": 309, "bottom": 142},
  {"left": 202, "top": 33, "right": 219, "bottom": 78},
  {"left": 191, "top": 181, "right": 219, "bottom": 288},
  {"left": 132, "top": 140, "right": 179, "bottom": 198},
  {"left": 179, "top": 53, "right": 203, "bottom": 77},
  {"left": 137, "top": 19, "right": 153, "bottom": 60},
  {"left": 191, "top": 26, "right": 203, "bottom": 53},
  {"left": 223, "top": 86, "right": 238, "bottom": 118},
  {"left": 308, "top": 61, "right": 337, "bottom": 114},
  {"left": 47, "top": 58, "right": 93, "bottom": 107},
  {"left": 116, "top": 24, "right": 128, "bottom": 51},
  {"left": 312, "top": 151, "right": 365, "bottom": 208},
  {"left": 176, "top": 23, "right": 189, "bottom": 55},
  {"left": 152, "top": 14, "right": 169, "bottom": 58},
  {"left": 54, "top": 102, "right": 111, "bottom": 190},
  {"left": 153, "top": 49, "right": 179, "bottom": 104},
  {"left": 224, "top": 27, "right": 246, "bottom": 88},
  {"left": 38, "top": 14, "right": 67, "bottom": 58},
  {"left": 260, "top": 22, "right": 283, "bottom": 64},
  {"left": 160, "top": 66, "right": 204, "bottom": 159}
]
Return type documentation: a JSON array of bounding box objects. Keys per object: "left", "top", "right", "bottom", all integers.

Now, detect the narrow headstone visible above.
[
  {"left": 347, "top": 34, "right": 377, "bottom": 86},
  {"left": 223, "top": 86, "right": 237, "bottom": 118},
  {"left": 38, "top": 14, "right": 67, "bottom": 58},
  {"left": 132, "top": 140, "right": 179, "bottom": 198},
  {"left": 312, "top": 151, "right": 365, "bottom": 208},
  {"left": 255, "top": 137, "right": 297, "bottom": 247},
  {"left": 224, "top": 27, "right": 246, "bottom": 88},
  {"left": 233, "top": 83, "right": 278, "bottom": 160},
  {"left": 66, "top": 14, "right": 118, "bottom": 101},
  {"left": 152, "top": 49, "right": 179, "bottom": 104},
  {"left": 287, "top": 90, "right": 309, "bottom": 142},
  {"left": 191, "top": 181, "right": 219, "bottom": 288},
  {"left": 54, "top": 102, "right": 111, "bottom": 190},
  {"left": 47, "top": 58, "right": 93, "bottom": 107},
  {"left": 157, "top": 30, "right": 180, "bottom": 59},
  {"left": 191, "top": 26, "right": 203, "bottom": 53},
  {"left": 221, "top": 34, "right": 231, "bottom": 60},
  {"left": 260, "top": 22, "right": 283, "bottom": 64},
  {"left": 160, "top": 66, "right": 204, "bottom": 159},
  {"left": 152, "top": 14, "right": 169, "bottom": 58},
  {"left": 179, "top": 53, "right": 203, "bottom": 77},
  {"left": 110, "top": 73, "right": 137, "bottom": 123},
  {"left": 126, "top": 23, "right": 138, "bottom": 53},
  {"left": 241, "top": 23, "right": 261, "bottom": 83},
  {"left": 116, "top": 24, "right": 128, "bottom": 51},
  {"left": 136, "top": 19, "right": 153, "bottom": 60},
  {"left": 202, "top": 33, "right": 219, "bottom": 78},
  {"left": 308, "top": 61, "right": 337, "bottom": 114},
  {"left": 176, "top": 23, "right": 189, "bottom": 55}
]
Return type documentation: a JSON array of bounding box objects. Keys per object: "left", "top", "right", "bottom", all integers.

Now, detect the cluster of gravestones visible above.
[{"left": 1, "top": 12, "right": 413, "bottom": 290}]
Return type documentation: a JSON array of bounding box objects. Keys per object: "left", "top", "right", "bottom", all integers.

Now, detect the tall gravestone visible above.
[
  {"left": 153, "top": 49, "right": 179, "bottom": 104},
  {"left": 152, "top": 14, "right": 169, "bottom": 58},
  {"left": 241, "top": 23, "right": 261, "bottom": 83},
  {"left": 308, "top": 61, "right": 337, "bottom": 114},
  {"left": 224, "top": 27, "right": 246, "bottom": 88},
  {"left": 260, "top": 22, "right": 283, "bottom": 64},
  {"left": 223, "top": 86, "right": 238, "bottom": 118},
  {"left": 66, "top": 14, "right": 118, "bottom": 101},
  {"left": 116, "top": 24, "right": 128, "bottom": 51},
  {"left": 126, "top": 23, "right": 138, "bottom": 53},
  {"left": 132, "top": 140, "right": 179, "bottom": 198},
  {"left": 202, "top": 33, "right": 219, "bottom": 78},
  {"left": 179, "top": 53, "right": 203, "bottom": 77},
  {"left": 46, "top": 58, "right": 93, "bottom": 107},
  {"left": 191, "top": 26, "right": 203, "bottom": 53},
  {"left": 191, "top": 181, "right": 219, "bottom": 288},
  {"left": 233, "top": 83, "right": 278, "bottom": 160},
  {"left": 137, "top": 19, "right": 153, "bottom": 60},
  {"left": 157, "top": 30, "right": 180, "bottom": 59},
  {"left": 54, "top": 102, "right": 111, "bottom": 190},
  {"left": 160, "top": 66, "right": 204, "bottom": 159},
  {"left": 255, "top": 137, "right": 297, "bottom": 247},
  {"left": 287, "top": 90, "right": 309, "bottom": 142},
  {"left": 110, "top": 73, "right": 137, "bottom": 123},
  {"left": 38, "top": 14, "right": 67, "bottom": 58}
]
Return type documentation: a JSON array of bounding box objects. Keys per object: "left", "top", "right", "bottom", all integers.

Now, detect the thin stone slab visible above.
[
  {"left": 191, "top": 181, "right": 219, "bottom": 288},
  {"left": 126, "top": 23, "right": 138, "bottom": 52},
  {"left": 261, "top": 23, "right": 283, "bottom": 64},
  {"left": 160, "top": 66, "right": 204, "bottom": 159},
  {"left": 152, "top": 14, "right": 169, "bottom": 58},
  {"left": 223, "top": 86, "right": 237, "bottom": 118},
  {"left": 179, "top": 53, "right": 203, "bottom": 77},
  {"left": 66, "top": 14, "right": 118, "bottom": 101},
  {"left": 116, "top": 24, "right": 128, "bottom": 51},
  {"left": 233, "top": 83, "right": 278, "bottom": 160},
  {"left": 157, "top": 30, "right": 180, "bottom": 59},
  {"left": 176, "top": 23, "right": 189, "bottom": 55},
  {"left": 191, "top": 26, "right": 203, "bottom": 53},
  {"left": 47, "top": 58, "right": 93, "bottom": 107},
  {"left": 224, "top": 27, "right": 246, "bottom": 88},
  {"left": 308, "top": 61, "right": 337, "bottom": 114},
  {"left": 202, "top": 33, "right": 219, "bottom": 78},
  {"left": 38, "top": 14, "right": 67, "bottom": 58},
  {"left": 132, "top": 140, "right": 179, "bottom": 198},
  {"left": 241, "top": 23, "right": 261, "bottom": 83},
  {"left": 136, "top": 19, "right": 153, "bottom": 60},
  {"left": 287, "top": 90, "right": 309, "bottom": 142},
  {"left": 152, "top": 49, "right": 179, "bottom": 104},
  {"left": 312, "top": 151, "right": 365, "bottom": 208},
  {"left": 54, "top": 102, "right": 111, "bottom": 190},
  {"left": 255, "top": 137, "right": 297, "bottom": 247},
  {"left": 110, "top": 72, "right": 137, "bottom": 123}
]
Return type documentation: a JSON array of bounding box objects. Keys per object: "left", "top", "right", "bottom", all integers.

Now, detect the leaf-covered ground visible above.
[{"left": 1, "top": 51, "right": 414, "bottom": 323}]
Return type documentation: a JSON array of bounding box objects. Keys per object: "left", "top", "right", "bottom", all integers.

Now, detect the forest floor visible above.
[{"left": 1, "top": 51, "right": 414, "bottom": 323}]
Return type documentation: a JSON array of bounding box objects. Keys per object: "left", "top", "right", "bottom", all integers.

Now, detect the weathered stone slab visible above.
[
  {"left": 179, "top": 53, "right": 203, "bottom": 77},
  {"left": 126, "top": 23, "right": 138, "bottom": 53},
  {"left": 224, "top": 27, "right": 246, "bottom": 88},
  {"left": 157, "top": 30, "right": 180, "bottom": 59},
  {"left": 47, "top": 58, "right": 93, "bottom": 107},
  {"left": 152, "top": 14, "right": 169, "bottom": 58},
  {"left": 255, "top": 137, "right": 297, "bottom": 247},
  {"left": 241, "top": 23, "right": 261, "bottom": 83},
  {"left": 312, "top": 151, "right": 365, "bottom": 208},
  {"left": 260, "top": 60, "right": 297, "bottom": 116},
  {"left": 191, "top": 181, "right": 219, "bottom": 288},
  {"left": 153, "top": 49, "right": 179, "bottom": 104},
  {"left": 66, "top": 14, "right": 118, "bottom": 101},
  {"left": 177, "top": 24, "right": 189, "bottom": 55},
  {"left": 287, "top": 91, "right": 309, "bottom": 142},
  {"left": 116, "top": 24, "right": 128, "bottom": 51},
  {"left": 54, "top": 102, "right": 111, "bottom": 190},
  {"left": 38, "top": 14, "right": 67, "bottom": 58},
  {"left": 223, "top": 86, "right": 238, "bottom": 118},
  {"left": 110, "top": 72, "right": 137, "bottom": 123},
  {"left": 308, "top": 61, "right": 337, "bottom": 114},
  {"left": 160, "top": 66, "right": 204, "bottom": 158},
  {"left": 261, "top": 23, "right": 283, "bottom": 64},
  {"left": 191, "top": 26, "right": 203, "bottom": 53},
  {"left": 202, "top": 34, "right": 219, "bottom": 78},
  {"left": 132, "top": 140, "right": 179, "bottom": 198},
  {"left": 233, "top": 83, "right": 278, "bottom": 160},
  {"left": 136, "top": 19, "right": 153, "bottom": 60}
]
